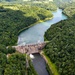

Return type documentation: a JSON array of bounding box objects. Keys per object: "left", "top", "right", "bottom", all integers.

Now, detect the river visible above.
[
  {"left": 18, "top": 9, "right": 67, "bottom": 75},
  {"left": 18, "top": 9, "right": 67, "bottom": 45}
]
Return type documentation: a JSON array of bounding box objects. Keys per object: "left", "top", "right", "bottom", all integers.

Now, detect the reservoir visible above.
[{"left": 18, "top": 9, "right": 67, "bottom": 45}]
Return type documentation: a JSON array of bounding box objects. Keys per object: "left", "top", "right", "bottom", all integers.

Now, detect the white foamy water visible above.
[{"left": 30, "top": 54, "right": 35, "bottom": 59}]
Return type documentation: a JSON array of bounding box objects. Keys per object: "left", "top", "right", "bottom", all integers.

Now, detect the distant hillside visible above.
[
  {"left": 0, "top": 0, "right": 53, "bottom": 2},
  {"left": 54, "top": 0, "right": 75, "bottom": 3},
  {"left": 44, "top": 17, "right": 75, "bottom": 75},
  {"left": 54, "top": 0, "right": 75, "bottom": 9},
  {"left": 63, "top": 3, "right": 75, "bottom": 17},
  {"left": 53, "top": 0, "right": 75, "bottom": 17}
]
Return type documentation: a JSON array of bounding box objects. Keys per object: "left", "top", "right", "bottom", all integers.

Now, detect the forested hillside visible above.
[
  {"left": 54, "top": 0, "right": 75, "bottom": 9},
  {"left": 54, "top": 0, "right": 75, "bottom": 17},
  {"left": 44, "top": 17, "right": 75, "bottom": 75},
  {"left": 8, "top": 0, "right": 22, "bottom": 1},
  {"left": 28, "top": 2, "right": 57, "bottom": 11},
  {"left": 0, "top": 0, "right": 53, "bottom": 2},
  {"left": 0, "top": 0, "right": 57, "bottom": 11},
  {"left": 63, "top": 3, "right": 75, "bottom": 17}
]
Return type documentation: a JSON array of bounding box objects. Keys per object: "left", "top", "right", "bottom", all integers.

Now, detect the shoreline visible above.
[
  {"left": 42, "top": 8, "right": 68, "bottom": 75},
  {"left": 62, "top": 11, "right": 69, "bottom": 18},
  {"left": 40, "top": 51, "right": 59, "bottom": 75},
  {"left": 18, "top": 16, "right": 53, "bottom": 35}
]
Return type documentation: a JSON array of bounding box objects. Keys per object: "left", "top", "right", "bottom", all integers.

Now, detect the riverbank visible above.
[
  {"left": 18, "top": 16, "right": 53, "bottom": 35},
  {"left": 18, "top": 8, "right": 67, "bottom": 45},
  {"left": 40, "top": 51, "right": 59, "bottom": 75},
  {"left": 32, "top": 53, "right": 49, "bottom": 75},
  {"left": 62, "top": 11, "right": 69, "bottom": 18}
]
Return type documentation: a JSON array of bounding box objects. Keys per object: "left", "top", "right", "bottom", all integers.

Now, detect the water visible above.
[
  {"left": 18, "top": 9, "right": 67, "bottom": 75},
  {"left": 32, "top": 54, "right": 49, "bottom": 75},
  {"left": 18, "top": 9, "right": 67, "bottom": 45}
]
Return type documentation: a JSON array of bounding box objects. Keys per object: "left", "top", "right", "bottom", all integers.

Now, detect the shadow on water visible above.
[{"left": 32, "top": 53, "right": 49, "bottom": 75}]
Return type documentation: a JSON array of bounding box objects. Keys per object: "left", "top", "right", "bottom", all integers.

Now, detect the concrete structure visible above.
[{"left": 13, "top": 42, "right": 46, "bottom": 54}]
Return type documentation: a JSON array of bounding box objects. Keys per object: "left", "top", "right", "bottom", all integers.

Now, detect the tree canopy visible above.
[
  {"left": 63, "top": 3, "right": 75, "bottom": 17},
  {"left": 0, "top": 5, "right": 53, "bottom": 46},
  {"left": 44, "top": 17, "right": 75, "bottom": 75}
]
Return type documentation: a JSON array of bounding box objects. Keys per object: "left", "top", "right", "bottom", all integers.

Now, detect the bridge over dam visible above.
[{"left": 13, "top": 42, "right": 47, "bottom": 54}]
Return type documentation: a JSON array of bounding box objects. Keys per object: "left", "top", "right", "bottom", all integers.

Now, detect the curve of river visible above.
[
  {"left": 18, "top": 9, "right": 67, "bottom": 75},
  {"left": 18, "top": 9, "right": 67, "bottom": 45}
]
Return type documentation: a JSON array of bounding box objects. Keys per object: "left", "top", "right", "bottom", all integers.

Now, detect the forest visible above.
[
  {"left": 63, "top": 3, "right": 75, "bottom": 17},
  {"left": 54, "top": 0, "right": 75, "bottom": 9},
  {"left": 44, "top": 17, "right": 75, "bottom": 75},
  {"left": 24, "top": 2, "right": 57, "bottom": 11},
  {"left": 53, "top": 0, "right": 75, "bottom": 17},
  {"left": 0, "top": 52, "right": 38, "bottom": 75}
]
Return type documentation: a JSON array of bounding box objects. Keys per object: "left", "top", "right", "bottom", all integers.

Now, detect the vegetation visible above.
[
  {"left": 0, "top": 52, "right": 7, "bottom": 75},
  {"left": 41, "top": 51, "right": 59, "bottom": 75},
  {"left": 0, "top": 53, "right": 38, "bottom": 75},
  {"left": 4, "top": 53, "right": 26, "bottom": 75},
  {"left": 0, "top": 44, "right": 16, "bottom": 54},
  {"left": 0, "top": 4, "right": 53, "bottom": 46},
  {"left": 0, "top": 44, "right": 37, "bottom": 75},
  {"left": 54, "top": 0, "right": 75, "bottom": 9},
  {"left": 0, "top": 0, "right": 57, "bottom": 11},
  {"left": 24, "top": 2, "right": 57, "bottom": 11},
  {"left": 44, "top": 17, "right": 75, "bottom": 75},
  {"left": 54, "top": 0, "right": 75, "bottom": 17},
  {"left": 63, "top": 3, "right": 75, "bottom": 17}
]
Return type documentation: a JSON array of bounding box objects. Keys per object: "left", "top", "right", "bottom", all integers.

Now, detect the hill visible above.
[
  {"left": 54, "top": 0, "right": 75, "bottom": 9},
  {"left": 44, "top": 17, "right": 75, "bottom": 75},
  {"left": 63, "top": 3, "right": 75, "bottom": 17}
]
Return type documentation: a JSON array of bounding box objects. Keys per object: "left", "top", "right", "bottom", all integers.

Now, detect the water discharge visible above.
[{"left": 30, "top": 54, "right": 35, "bottom": 59}]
